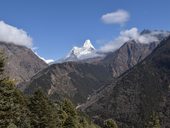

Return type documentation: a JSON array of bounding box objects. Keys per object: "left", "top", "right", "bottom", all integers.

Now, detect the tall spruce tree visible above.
[
  {"left": 145, "top": 112, "right": 161, "bottom": 128},
  {"left": 104, "top": 119, "right": 118, "bottom": 128},
  {"left": 29, "top": 89, "right": 57, "bottom": 128}
]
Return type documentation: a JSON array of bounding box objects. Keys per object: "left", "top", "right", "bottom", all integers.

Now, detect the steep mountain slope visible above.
[
  {"left": 24, "top": 62, "right": 112, "bottom": 104},
  {"left": 81, "top": 37, "right": 170, "bottom": 128},
  {"left": 0, "top": 42, "right": 47, "bottom": 85},
  {"left": 102, "top": 40, "right": 158, "bottom": 77},
  {"left": 101, "top": 30, "right": 170, "bottom": 77}
]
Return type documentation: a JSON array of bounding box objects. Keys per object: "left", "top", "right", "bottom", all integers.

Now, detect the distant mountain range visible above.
[
  {"left": 23, "top": 40, "right": 157, "bottom": 104},
  {"left": 57, "top": 29, "right": 170, "bottom": 63},
  {"left": 24, "top": 30, "right": 170, "bottom": 105}
]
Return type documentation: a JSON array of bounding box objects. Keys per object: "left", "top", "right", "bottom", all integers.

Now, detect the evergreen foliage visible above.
[
  {"left": 104, "top": 119, "right": 118, "bottom": 128},
  {"left": 28, "top": 89, "right": 57, "bottom": 128},
  {"left": 145, "top": 112, "right": 160, "bottom": 128},
  {"left": 0, "top": 80, "right": 31, "bottom": 128}
]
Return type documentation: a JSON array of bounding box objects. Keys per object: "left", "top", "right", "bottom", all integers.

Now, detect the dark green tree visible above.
[
  {"left": 61, "top": 99, "right": 77, "bottom": 118},
  {"left": 0, "top": 80, "right": 31, "bottom": 128},
  {"left": 29, "top": 89, "right": 57, "bottom": 128},
  {"left": 7, "top": 123, "right": 17, "bottom": 128},
  {"left": 60, "top": 99, "right": 79, "bottom": 128},
  {"left": 79, "top": 117, "right": 89, "bottom": 128},
  {"left": 104, "top": 119, "right": 118, "bottom": 128},
  {"left": 55, "top": 108, "right": 68, "bottom": 127},
  {"left": 145, "top": 112, "right": 160, "bottom": 128},
  {"left": 0, "top": 52, "right": 4, "bottom": 75},
  {"left": 63, "top": 116, "right": 78, "bottom": 128}
]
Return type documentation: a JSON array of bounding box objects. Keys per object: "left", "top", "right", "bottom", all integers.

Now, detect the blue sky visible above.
[{"left": 0, "top": 0, "right": 170, "bottom": 61}]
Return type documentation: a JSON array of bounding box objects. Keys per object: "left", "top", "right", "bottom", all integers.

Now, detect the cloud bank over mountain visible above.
[
  {"left": 0, "top": 21, "right": 33, "bottom": 47},
  {"left": 100, "top": 27, "right": 169, "bottom": 52},
  {"left": 0, "top": 21, "right": 55, "bottom": 64},
  {"left": 34, "top": 52, "right": 54, "bottom": 64}
]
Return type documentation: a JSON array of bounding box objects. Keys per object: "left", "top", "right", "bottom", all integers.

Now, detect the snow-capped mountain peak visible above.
[
  {"left": 64, "top": 39, "right": 96, "bottom": 61},
  {"left": 83, "top": 39, "right": 95, "bottom": 49}
]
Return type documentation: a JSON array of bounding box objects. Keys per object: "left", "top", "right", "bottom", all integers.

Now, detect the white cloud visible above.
[
  {"left": 100, "top": 27, "right": 160, "bottom": 52},
  {"left": 40, "top": 58, "right": 54, "bottom": 64},
  {"left": 32, "top": 47, "right": 38, "bottom": 50},
  {"left": 0, "top": 21, "right": 32, "bottom": 47},
  {"left": 0, "top": 21, "right": 56, "bottom": 64},
  {"left": 34, "top": 52, "right": 54, "bottom": 64},
  {"left": 101, "top": 9, "right": 130, "bottom": 25},
  {"left": 78, "top": 52, "right": 104, "bottom": 60}
]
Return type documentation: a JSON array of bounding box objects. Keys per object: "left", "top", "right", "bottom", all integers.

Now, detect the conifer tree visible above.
[
  {"left": 104, "top": 119, "right": 118, "bottom": 128},
  {"left": 29, "top": 89, "right": 57, "bottom": 128},
  {"left": 145, "top": 112, "right": 161, "bottom": 128}
]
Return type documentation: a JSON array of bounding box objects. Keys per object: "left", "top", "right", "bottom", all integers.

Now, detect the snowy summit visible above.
[
  {"left": 64, "top": 39, "right": 96, "bottom": 62},
  {"left": 83, "top": 39, "right": 95, "bottom": 49}
]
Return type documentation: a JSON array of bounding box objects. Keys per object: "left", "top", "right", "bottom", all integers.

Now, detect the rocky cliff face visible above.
[
  {"left": 81, "top": 37, "right": 170, "bottom": 128},
  {"left": 0, "top": 42, "right": 47, "bottom": 85}
]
